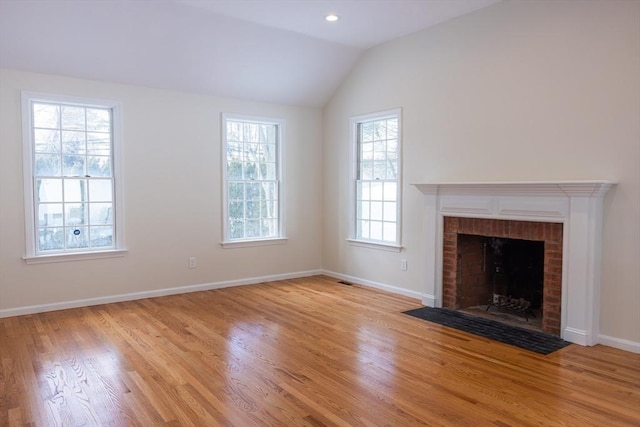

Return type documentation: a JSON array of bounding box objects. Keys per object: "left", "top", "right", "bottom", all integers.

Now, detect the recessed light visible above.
[{"left": 325, "top": 14, "right": 339, "bottom": 22}]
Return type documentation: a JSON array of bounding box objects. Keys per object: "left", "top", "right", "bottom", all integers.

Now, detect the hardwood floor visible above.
[{"left": 1, "top": 275, "right": 639, "bottom": 426}]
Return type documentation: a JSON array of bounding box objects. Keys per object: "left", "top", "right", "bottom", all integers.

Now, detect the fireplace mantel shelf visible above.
[{"left": 412, "top": 180, "right": 615, "bottom": 197}]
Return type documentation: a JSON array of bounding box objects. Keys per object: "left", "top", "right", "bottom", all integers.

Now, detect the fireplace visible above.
[
  {"left": 413, "top": 181, "right": 614, "bottom": 346},
  {"left": 442, "top": 217, "right": 561, "bottom": 335}
]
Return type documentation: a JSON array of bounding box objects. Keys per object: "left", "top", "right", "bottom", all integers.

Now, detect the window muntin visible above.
[
  {"left": 23, "top": 93, "right": 124, "bottom": 259},
  {"left": 353, "top": 110, "right": 401, "bottom": 246},
  {"left": 222, "top": 114, "right": 284, "bottom": 243}
]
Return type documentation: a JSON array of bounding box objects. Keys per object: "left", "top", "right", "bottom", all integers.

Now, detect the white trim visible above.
[
  {"left": 21, "top": 91, "right": 126, "bottom": 259},
  {"left": 23, "top": 249, "right": 128, "bottom": 264},
  {"left": 0, "top": 269, "right": 323, "bottom": 319},
  {"left": 220, "top": 237, "right": 288, "bottom": 248},
  {"left": 598, "top": 334, "right": 640, "bottom": 354},
  {"left": 221, "top": 112, "right": 286, "bottom": 244},
  {"left": 346, "top": 238, "right": 402, "bottom": 252},
  {"left": 321, "top": 269, "right": 422, "bottom": 300},
  {"left": 349, "top": 108, "right": 403, "bottom": 247},
  {"left": 413, "top": 180, "right": 615, "bottom": 346}
]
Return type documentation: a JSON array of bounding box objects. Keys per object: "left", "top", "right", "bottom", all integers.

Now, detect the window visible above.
[
  {"left": 22, "top": 92, "right": 125, "bottom": 263},
  {"left": 222, "top": 113, "right": 285, "bottom": 247},
  {"left": 349, "top": 109, "right": 402, "bottom": 251}
]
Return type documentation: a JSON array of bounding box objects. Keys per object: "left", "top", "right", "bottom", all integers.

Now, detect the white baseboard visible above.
[
  {"left": 0, "top": 269, "right": 323, "bottom": 318},
  {"left": 598, "top": 334, "right": 640, "bottom": 354},
  {"left": 321, "top": 270, "right": 422, "bottom": 301},
  {"left": 563, "top": 327, "right": 588, "bottom": 346}
]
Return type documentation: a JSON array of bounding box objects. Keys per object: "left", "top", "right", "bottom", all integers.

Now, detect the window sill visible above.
[
  {"left": 23, "top": 249, "right": 128, "bottom": 264},
  {"left": 220, "top": 238, "right": 288, "bottom": 249},
  {"left": 346, "top": 239, "right": 403, "bottom": 253}
]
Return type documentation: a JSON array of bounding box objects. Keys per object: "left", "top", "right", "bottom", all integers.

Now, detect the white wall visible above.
[
  {"left": 323, "top": 0, "right": 640, "bottom": 346},
  {"left": 0, "top": 69, "right": 323, "bottom": 313}
]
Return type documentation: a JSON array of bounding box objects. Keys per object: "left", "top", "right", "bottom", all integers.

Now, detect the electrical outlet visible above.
[
  {"left": 401, "top": 259, "right": 408, "bottom": 271},
  {"left": 188, "top": 257, "right": 197, "bottom": 269}
]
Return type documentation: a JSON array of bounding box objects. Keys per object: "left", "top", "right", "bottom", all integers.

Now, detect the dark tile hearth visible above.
[{"left": 403, "top": 306, "right": 571, "bottom": 355}]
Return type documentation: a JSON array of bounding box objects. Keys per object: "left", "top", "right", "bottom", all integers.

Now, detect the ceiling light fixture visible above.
[{"left": 325, "top": 14, "right": 339, "bottom": 22}]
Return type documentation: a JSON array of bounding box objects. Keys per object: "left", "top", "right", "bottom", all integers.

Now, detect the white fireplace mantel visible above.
[{"left": 413, "top": 180, "right": 615, "bottom": 346}]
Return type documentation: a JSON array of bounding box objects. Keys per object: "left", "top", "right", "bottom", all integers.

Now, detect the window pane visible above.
[
  {"left": 64, "top": 179, "right": 88, "bottom": 202},
  {"left": 370, "top": 201, "right": 383, "bottom": 221},
  {"left": 38, "top": 227, "right": 64, "bottom": 251},
  {"left": 90, "top": 203, "right": 112, "bottom": 225},
  {"left": 62, "top": 155, "right": 86, "bottom": 176},
  {"left": 370, "top": 182, "right": 383, "bottom": 200},
  {"left": 89, "top": 180, "right": 112, "bottom": 202},
  {"left": 66, "top": 226, "right": 89, "bottom": 249},
  {"left": 90, "top": 226, "right": 113, "bottom": 248},
  {"left": 383, "top": 222, "right": 396, "bottom": 242},
  {"left": 360, "top": 122, "right": 374, "bottom": 142},
  {"left": 245, "top": 162, "right": 259, "bottom": 180},
  {"left": 374, "top": 120, "right": 387, "bottom": 141},
  {"left": 36, "top": 179, "right": 63, "bottom": 202},
  {"left": 228, "top": 182, "right": 244, "bottom": 200},
  {"left": 246, "top": 183, "right": 262, "bottom": 200},
  {"left": 33, "top": 103, "right": 59, "bottom": 128},
  {"left": 370, "top": 221, "right": 383, "bottom": 240},
  {"left": 35, "top": 154, "right": 61, "bottom": 176},
  {"left": 229, "top": 201, "right": 244, "bottom": 219},
  {"left": 383, "top": 182, "right": 396, "bottom": 201},
  {"left": 230, "top": 220, "right": 244, "bottom": 239},
  {"left": 358, "top": 201, "right": 370, "bottom": 220},
  {"left": 387, "top": 138, "right": 398, "bottom": 154},
  {"left": 87, "top": 132, "right": 111, "bottom": 155},
  {"left": 387, "top": 119, "right": 398, "bottom": 139},
  {"left": 361, "top": 142, "right": 373, "bottom": 161},
  {"left": 246, "top": 219, "right": 260, "bottom": 238},
  {"left": 373, "top": 140, "right": 386, "bottom": 159},
  {"left": 262, "top": 163, "right": 276, "bottom": 180},
  {"left": 38, "top": 204, "right": 63, "bottom": 226},
  {"left": 373, "top": 161, "right": 387, "bottom": 179},
  {"left": 34, "top": 129, "right": 60, "bottom": 153},
  {"left": 62, "top": 131, "right": 86, "bottom": 154},
  {"left": 261, "top": 219, "right": 277, "bottom": 236},
  {"left": 246, "top": 201, "right": 260, "bottom": 218},
  {"left": 227, "top": 121, "right": 242, "bottom": 141},
  {"left": 86, "top": 108, "right": 110, "bottom": 132},
  {"left": 227, "top": 161, "right": 243, "bottom": 180},
  {"left": 245, "top": 123, "right": 261, "bottom": 142},
  {"left": 87, "top": 156, "right": 111, "bottom": 177},
  {"left": 61, "top": 106, "right": 85, "bottom": 130},
  {"left": 245, "top": 143, "right": 260, "bottom": 162},
  {"left": 65, "top": 203, "right": 89, "bottom": 226},
  {"left": 360, "top": 161, "right": 373, "bottom": 180},
  {"left": 383, "top": 201, "right": 396, "bottom": 222},
  {"left": 262, "top": 143, "right": 277, "bottom": 162}
]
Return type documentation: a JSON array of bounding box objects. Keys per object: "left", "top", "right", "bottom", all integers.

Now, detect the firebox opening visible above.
[{"left": 456, "top": 234, "right": 545, "bottom": 331}]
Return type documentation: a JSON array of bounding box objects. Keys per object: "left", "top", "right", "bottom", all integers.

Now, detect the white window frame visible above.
[
  {"left": 221, "top": 113, "right": 286, "bottom": 248},
  {"left": 21, "top": 91, "right": 127, "bottom": 264},
  {"left": 348, "top": 108, "right": 403, "bottom": 252}
]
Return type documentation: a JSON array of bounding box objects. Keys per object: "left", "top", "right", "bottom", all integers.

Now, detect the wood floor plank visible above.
[{"left": 1, "top": 275, "right": 639, "bottom": 426}]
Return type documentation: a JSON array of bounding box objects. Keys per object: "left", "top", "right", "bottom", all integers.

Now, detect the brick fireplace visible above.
[
  {"left": 413, "top": 181, "right": 614, "bottom": 346},
  {"left": 442, "top": 217, "right": 563, "bottom": 335}
]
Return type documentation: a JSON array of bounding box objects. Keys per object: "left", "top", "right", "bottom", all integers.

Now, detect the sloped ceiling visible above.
[{"left": 0, "top": 0, "right": 499, "bottom": 107}]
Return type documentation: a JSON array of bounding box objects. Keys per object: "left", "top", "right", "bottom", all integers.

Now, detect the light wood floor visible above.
[{"left": 1, "top": 276, "right": 639, "bottom": 426}]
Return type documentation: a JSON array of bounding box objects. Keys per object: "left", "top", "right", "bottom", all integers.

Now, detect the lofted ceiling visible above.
[{"left": 0, "top": 0, "right": 499, "bottom": 107}]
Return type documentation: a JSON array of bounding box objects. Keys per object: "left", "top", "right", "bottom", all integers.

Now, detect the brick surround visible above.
[{"left": 443, "top": 217, "right": 563, "bottom": 336}]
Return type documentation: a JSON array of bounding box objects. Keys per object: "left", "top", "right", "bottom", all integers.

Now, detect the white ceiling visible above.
[{"left": 0, "top": 0, "right": 500, "bottom": 107}]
